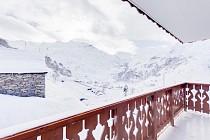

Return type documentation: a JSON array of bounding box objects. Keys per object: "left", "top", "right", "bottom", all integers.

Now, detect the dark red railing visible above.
[
  {"left": 186, "top": 83, "right": 210, "bottom": 114},
  {"left": 1, "top": 83, "right": 210, "bottom": 140}
]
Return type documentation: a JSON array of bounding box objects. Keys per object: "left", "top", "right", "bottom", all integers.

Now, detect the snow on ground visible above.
[
  {"left": 0, "top": 39, "right": 210, "bottom": 137},
  {"left": 159, "top": 111, "right": 210, "bottom": 140},
  {"left": 0, "top": 78, "right": 128, "bottom": 138}
]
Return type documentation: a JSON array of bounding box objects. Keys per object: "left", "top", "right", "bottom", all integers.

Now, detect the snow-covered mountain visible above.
[
  {"left": 9, "top": 40, "right": 121, "bottom": 84},
  {"left": 8, "top": 39, "right": 210, "bottom": 95}
]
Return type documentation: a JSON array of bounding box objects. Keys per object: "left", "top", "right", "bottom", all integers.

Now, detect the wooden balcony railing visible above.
[{"left": 1, "top": 83, "right": 210, "bottom": 140}]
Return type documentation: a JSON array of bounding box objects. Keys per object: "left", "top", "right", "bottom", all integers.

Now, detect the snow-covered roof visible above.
[
  {"left": 123, "top": 0, "right": 210, "bottom": 43},
  {"left": 0, "top": 48, "right": 47, "bottom": 73}
]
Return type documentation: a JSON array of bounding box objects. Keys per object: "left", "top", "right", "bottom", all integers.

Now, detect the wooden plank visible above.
[
  {"left": 169, "top": 89, "right": 174, "bottom": 126},
  {"left": 141, "top": 97, "right": 147, "bottom": 140},
  {"left": 183, "top": 84, "right": 187, "bottom": 111},
  {"left": 85, "top": 114, "right": 97, "bottom": 140},
  {"left": 66, "top": 120, "right": 82, "bottom": 140},
  {"left": 152, "top": 94, "right": 157, "bottom": 140},
  {"left": 116, "top": 105, "right": 123, "bottom": 140},
  {"left": 100, "top": 110, "right": 110, "bottom": 139},
  {"left": 128, "top": 100, "right": 136, "bottom": 140},
  {"left": 187, "top": 84, "right": 194, "bottom": 111},
  {"left": 25, "top": 136, "right": 37, "bottom": 140},
  {"left": 135, "top": 99, "right": 142, "bottom": 140},
  {"left": 195, "top": 85, "right": 202, "bottom": 112},
  {"left": 203, "top": 85, "right": 210, "bottom": 114},
  {"left": 41, "top": 127, "right": 63, "bottom": 140}
]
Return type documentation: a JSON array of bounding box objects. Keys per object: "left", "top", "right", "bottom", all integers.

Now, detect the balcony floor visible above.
[{"left": 158, "top": 111, "right": 210, "bottom": 140}]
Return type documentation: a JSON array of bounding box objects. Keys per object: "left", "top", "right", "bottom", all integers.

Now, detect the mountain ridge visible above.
[{"left": 6, "top": 39, "right": 210, "bottom": 95}]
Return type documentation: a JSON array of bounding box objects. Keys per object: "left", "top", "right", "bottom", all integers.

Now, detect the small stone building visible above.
[
  {"left": 0, "top": 48, "right": 47, "bottom": 97},
  {"left": 0, "top": 73, "right": 47, "bottom": 97}
]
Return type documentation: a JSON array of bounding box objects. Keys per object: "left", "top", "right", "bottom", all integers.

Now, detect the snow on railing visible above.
[{"left": 2, "top": 83, "right": 210, "bottom": 140}]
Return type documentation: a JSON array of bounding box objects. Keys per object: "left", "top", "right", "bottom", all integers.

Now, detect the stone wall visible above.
[{"left": 0, "top": 73, "right": 46, "bottom": 97}]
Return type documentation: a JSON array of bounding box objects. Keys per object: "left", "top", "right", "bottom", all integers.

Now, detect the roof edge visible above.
[{"left": 121, "top": 0, "right": 183, "bottom": 43}]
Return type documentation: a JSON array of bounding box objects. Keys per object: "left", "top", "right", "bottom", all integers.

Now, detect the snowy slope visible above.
[
  {"left": 115, "top": 40, "right": 210, "bottom": 88},
  {"left": 8, "top": 39, "right": 210, "bottom": 93},
  {"left": 0, "top": 39, "right": 210, "bottom": 137},
  {"left": 9, "top": 41, "right": 121, "bottom": 82}
]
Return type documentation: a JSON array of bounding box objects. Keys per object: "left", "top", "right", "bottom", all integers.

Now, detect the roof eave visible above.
[{"left": 121, "top": 0, "right": 184, "bottom": 43}]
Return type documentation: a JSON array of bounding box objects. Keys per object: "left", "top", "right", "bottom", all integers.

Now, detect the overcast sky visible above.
[{"left": 0, "top": 0, "right": 177, "bottom": 54}]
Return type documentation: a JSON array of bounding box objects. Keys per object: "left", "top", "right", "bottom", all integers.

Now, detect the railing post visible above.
[
  {"left": 183, "top": 83, "right": 187, "bottom": 111},
  {"left": 152, "top": 93, "right": 158, "bottom": 140},
  {"left": 116, "top": 105, "right": 125, "bottom": 140},
  {"left": 169, "top": 89, "right": 174, "bottom": 126}
]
